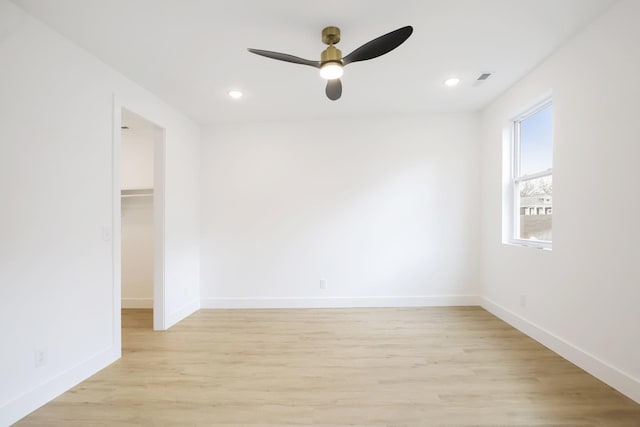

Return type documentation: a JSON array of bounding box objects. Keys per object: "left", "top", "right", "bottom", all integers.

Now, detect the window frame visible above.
[{"left": 508, "top": 97, "right": 553, "bottom": 250}]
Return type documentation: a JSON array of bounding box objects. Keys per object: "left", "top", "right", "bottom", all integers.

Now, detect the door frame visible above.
[{"left": 112, "top": 95, "right": 167, "bottom": 333}]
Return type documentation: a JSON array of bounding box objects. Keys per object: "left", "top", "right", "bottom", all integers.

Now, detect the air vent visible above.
[{"left": 477, "top": 73, "right": 492, "bottom": 81}]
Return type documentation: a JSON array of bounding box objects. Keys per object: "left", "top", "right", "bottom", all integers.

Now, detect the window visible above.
[{"left": 508, "top": 98, "right": 553, "bottom": 248}]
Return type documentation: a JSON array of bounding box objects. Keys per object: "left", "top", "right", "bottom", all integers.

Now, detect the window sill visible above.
[{"left": 504, "top": 240, "right": 552, "bottom": 251}]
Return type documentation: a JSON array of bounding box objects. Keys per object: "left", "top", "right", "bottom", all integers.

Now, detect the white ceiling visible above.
[{"left": 12, "top": 0, "right": 615, "bottom": 125}]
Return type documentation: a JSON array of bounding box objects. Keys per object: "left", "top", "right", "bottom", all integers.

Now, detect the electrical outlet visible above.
[
  {"left": 520, "top": 294, "right": 528, "bottom": 308},
  {"left": 320, "top": 279, "right": 327, "bottom": 290},
  {"left": 35, "top": 348, "right": 47, "bottom": 368}
]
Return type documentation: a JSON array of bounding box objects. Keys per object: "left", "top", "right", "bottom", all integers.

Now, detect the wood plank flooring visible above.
[{"left": 16, "top": 307, "right": 640, "bottom": 426}]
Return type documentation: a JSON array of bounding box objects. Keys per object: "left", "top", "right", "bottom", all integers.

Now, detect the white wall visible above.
[
  {"left": 0, "top": 1, "right": 200, "bottom": 424},
  {"left": 201, "top": 114, "right": 480, "bottom": 308},
  {"left": 121, "top": 128, "right": 158, "bottom": 308},
  {"left": 479, "top": 0, "right": 640, "bottom": 403}
]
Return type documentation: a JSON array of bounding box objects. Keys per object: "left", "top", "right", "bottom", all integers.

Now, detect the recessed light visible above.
[
  {"left": 444, "top": 77, "right": 460, "bottom": 87},
  {"left": 228, "top": 90, "right": 243, "bottom": 99}
]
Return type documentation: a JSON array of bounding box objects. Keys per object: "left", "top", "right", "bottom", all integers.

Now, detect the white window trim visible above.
[{"left": 507, "top": 96, "right": 553, "bottom": 250}]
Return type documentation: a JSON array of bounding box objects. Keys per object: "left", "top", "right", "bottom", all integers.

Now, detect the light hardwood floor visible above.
[{"left": 16, "top": 307, "right": 640, "bottom": 426}]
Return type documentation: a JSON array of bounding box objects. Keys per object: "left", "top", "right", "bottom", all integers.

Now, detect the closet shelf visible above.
[{"left": 121, "top": 188, "right": 153, "bottom": 198}]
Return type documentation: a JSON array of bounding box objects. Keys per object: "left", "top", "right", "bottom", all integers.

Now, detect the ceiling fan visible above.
[{"left": 247, "top": 25, "right": 413, "bottom": 101}]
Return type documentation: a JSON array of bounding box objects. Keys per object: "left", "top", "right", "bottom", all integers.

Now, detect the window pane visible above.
[
  {"left": 517, "top": 175, "right": 552, "bottom": 241},
  {"left": 520, "top": 104, "right": 552, "bottom": 176}
]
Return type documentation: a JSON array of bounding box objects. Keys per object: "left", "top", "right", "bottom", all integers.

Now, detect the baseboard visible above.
[
  {"left": 121, "top": 298, "right": 153, "bottom": 309},
  {"left": 200, "top": 295, "right": 480, "bottom": 309},
  {"left": 166, "top": 299, "right": 200, "bottom": 329},
  {"left": 481, "top": 297, "right": 640, "bottom": 404},
  {"left": 0, "top": 345, "right": 119, "bottom": 426}
]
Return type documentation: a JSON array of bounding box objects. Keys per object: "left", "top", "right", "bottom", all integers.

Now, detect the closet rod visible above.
[{"left": 121, "top": 189, "right": 153, "bottom": 198}]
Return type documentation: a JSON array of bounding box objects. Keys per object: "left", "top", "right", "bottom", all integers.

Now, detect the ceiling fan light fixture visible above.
[{"left": 320, "top": 62, "right": 344, "bottom": 80}]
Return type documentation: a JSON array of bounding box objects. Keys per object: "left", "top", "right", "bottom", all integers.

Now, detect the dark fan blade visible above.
[
  {"left": 247, "top": 48, "right": 321, "bottom": 68},
  {"left": 342, "top": 26, "right": 413, "bottom": 65},
  {"left": 325, "top": 79, "right": 342, "bottom": 101}
]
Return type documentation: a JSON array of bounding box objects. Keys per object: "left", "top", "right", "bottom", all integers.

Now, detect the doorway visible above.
[{"left": 117, "top": 107, "right": 165, "bottom": 331}]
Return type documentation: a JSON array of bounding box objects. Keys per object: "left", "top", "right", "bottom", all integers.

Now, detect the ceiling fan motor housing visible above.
[
  {"left": 321, "top": 45, "right": 342, "bottom": 64},
  {"left": 321, "top": 27, "right": 342, "bottom": 65}
]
